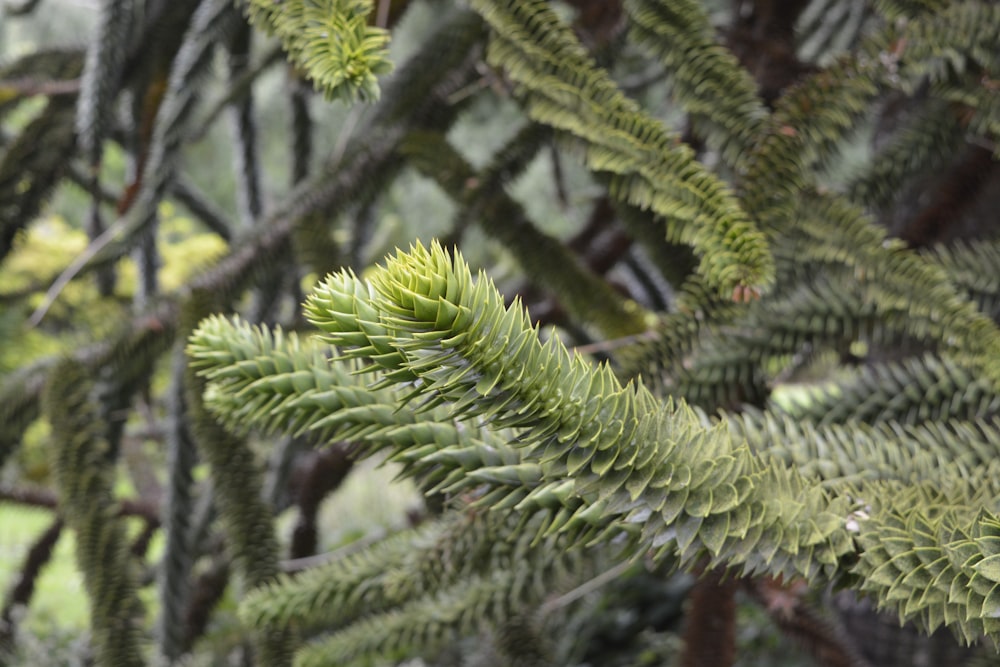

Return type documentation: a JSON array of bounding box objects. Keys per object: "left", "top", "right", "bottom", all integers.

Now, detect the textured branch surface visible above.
[
  {"left": 182, "top": 293, "right": 295, "bottom": 666},
  {"left": 470, "top": 0, "right": 776, "bottom": 299},
  {"left": 241, "top": 0, "right": 393, "bottom": 102},
  {"left": 42, "top": 359, "right": 144, "bottom": 667},
  {"left": 76, "top": 0, "right": 134, "bottom": 167},
  {"left": 239, "top": 509, "right": 599, "bottom": 667},
  {"left": 296, "top": 242, "right": 1000, "bottom": 645},
  {"left": 188, "top": 237, "right": 1000, "bottom": 649},
  {"left": 303, "top": 244, "right": 850, "bottom": 568}
]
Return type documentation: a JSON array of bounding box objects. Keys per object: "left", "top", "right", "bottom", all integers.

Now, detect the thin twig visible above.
[
  {"left": 538, "top": 560, "right": 632, "bottom": 616},
  {"left": 0, "top": 77, "right": 80, "bottom": 96},
  {"left": 280, "top": 528, "right": 388, "bottom": 573},
  {"left": 0, "top": 484, "right": 160, "bottom": 522},
  {"left": 26, "top": 213, "right": 128, "bottom": 327},
  {"left": 572, "top": 330, "right": 657, "bottom": 355}
]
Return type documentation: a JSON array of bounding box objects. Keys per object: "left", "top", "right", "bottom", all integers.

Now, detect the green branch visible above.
[
  {"left": 241, "top": 0, "right": 392, "bottom": 103},
  {"left": 625, "top": 0, "right": 766, "bottom": 168},
  {"left": 181, "top": 294, "right": 295, "bottom": 666},
  {"left": 187, "top": 314, "right": 519, "bottom": 493},
  {"left": 402, "top": 129, "right": 651, "bottom": 338},
  {"left": 470, "top": 0, "right": 775, "bottom": 299},
  {"left": 304, "top": 242, "right": 850, "bottom": 574},
  {"left": 240, "top": 509, "right": 599, "bottom": 667},
  {"left": 293, "top": 241, "right": 1000, "bottom": 644},
  {"left": 43, "top": 360, "right": 144, "bottom": 667}
]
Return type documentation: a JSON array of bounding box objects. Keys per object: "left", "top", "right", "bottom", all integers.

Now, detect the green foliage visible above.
[
  {"left": 239, "top": 510, "right": 597, "bottom": 666},
  {"left": 625, "top": 0, "right": 766, "bottom": 166},
  {"left": 471, "top": 0, "right": 776, "bottom": 300},
  {"left": 5, "top": 0, "right": 1000, "bottom": 665},
  {"left": 401, "top": 127, "right": 651, "bottom": 338},
  {"left": 765, "top": 354, "right": 1000, "bottom": 425},
  {"left": 42, "top": 359, "right": 144, "bottom": 667},
  {"left": 181, "top": 292, "right": 295, "bottom": 666},
  {"left": 189, "top": 240, "right": 1000, "bottom": 659},
  {"left": 211, "top": 243, "right": 853, "bottom": 580},
  {"left": 241, "top": 0, "right": 393, "bottom": 102}
]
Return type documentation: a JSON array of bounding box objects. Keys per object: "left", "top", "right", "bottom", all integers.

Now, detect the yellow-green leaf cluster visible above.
[{"left": 242, "top": 0, "right": 392, "bottom": 102}]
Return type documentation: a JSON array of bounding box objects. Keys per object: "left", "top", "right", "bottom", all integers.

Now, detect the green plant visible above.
[{"left": 3, "top": 0, "right": 1000, "bottom": 665}]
